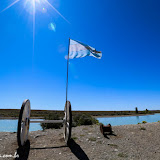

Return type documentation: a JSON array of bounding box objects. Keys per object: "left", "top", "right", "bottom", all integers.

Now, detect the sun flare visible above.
[{"left": 1, "top": 0, "right": 69, "bottom": 56}]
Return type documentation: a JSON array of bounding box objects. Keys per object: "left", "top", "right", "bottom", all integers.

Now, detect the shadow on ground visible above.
[
  {"left": 15, "top": 140, "right": 30, "bottom": 160},
  {"left": 68, "top": 139, "right": 89, "bottom": 160},
  {"left": 30, "top": 145, "right": 67, "bottom": 150},
  {"left": 103, "top": 132, "right": 117, "bottom": 139},
  {"left": 15, "top": 139, "right": 89, "bottom": 160}
]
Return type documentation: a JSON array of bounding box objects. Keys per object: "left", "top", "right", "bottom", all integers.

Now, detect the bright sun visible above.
[
  {"left": 1, "top": 0, "right": 69, "bottom": 22},
  {"left": 1, "top": 0, "right": 69, "bottom": 54}
]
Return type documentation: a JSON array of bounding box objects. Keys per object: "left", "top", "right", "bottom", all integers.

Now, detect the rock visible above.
[{"left": 114, "top": 149, "right": 118, "bottom": 152}]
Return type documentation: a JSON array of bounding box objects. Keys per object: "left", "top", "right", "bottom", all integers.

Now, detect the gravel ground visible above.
[{"left": 0, "top": 122, "right": 160, "bottom": 160}]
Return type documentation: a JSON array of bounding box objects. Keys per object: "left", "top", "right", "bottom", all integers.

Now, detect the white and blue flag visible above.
[{"left": 69, "top": 39, "right": 102, "bottom": 59}]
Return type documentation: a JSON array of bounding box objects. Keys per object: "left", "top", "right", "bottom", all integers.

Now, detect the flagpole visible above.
[{"left": 66, "top": 37, "right": 70, "bottom": 102}]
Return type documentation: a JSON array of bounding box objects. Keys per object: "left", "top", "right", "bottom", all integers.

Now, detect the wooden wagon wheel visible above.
[
  {"left": 17, "top": 99, "right": 31, "bottom": 147},
  {"left": 64, "top": 101, "right": 72, "bottom": 145}
]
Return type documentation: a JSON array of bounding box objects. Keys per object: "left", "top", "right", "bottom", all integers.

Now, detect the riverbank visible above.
[
  {"left": 94, "top": 113, "right": 155, "bottom": 118},
  {"left": 0, "top": 122, "right": 160, "bottom": 159},
  {"left": 0, "top": 113, "right": 156, "bottom": 120},
  {"left": 0, "top": 117, "right": 44, "bottom": 120},
  {"left": 1, "top": 108, "right": 160, "bottom": 119},
  {"left": 0, "top": 113, "right": 155, "bottom": 119}
]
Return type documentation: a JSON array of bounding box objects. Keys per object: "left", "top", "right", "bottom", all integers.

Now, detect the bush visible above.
[
  {"left": 140, "top": 127, "right": 146, "bottom": 130},
  {"left": 142, "top": 121, "right": 147, "bottom": 124},
  {"left": 73, "top": 113, "right": 98, "bottom": 126},
  {"left": 41, "top": 113, "right": 63, "bottom": 130},
  {"left": 41, "top": 112, "right": 99, "bottom": 130}
]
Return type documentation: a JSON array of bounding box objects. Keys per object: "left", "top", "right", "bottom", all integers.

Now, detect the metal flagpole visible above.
[{"left": 66, "top": 37, "right": 70, "bottom": 102}]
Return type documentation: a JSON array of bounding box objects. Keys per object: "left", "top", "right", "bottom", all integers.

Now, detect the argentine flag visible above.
[{"left": 69, "top": 39, "right": 102, "bottom": 59}]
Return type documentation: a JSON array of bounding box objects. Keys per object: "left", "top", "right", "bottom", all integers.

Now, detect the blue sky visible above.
[{"left": 0, "top": 0, "right": 160, "bottom": 111}]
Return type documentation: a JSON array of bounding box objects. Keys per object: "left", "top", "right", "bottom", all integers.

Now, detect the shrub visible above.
[
  {"left": 41, "top": 113, "right": 63, "bottom": 130},
  {"left": 142, "top": 121, "right": 147, "bottom": 124},
  {"left": 72, "top": 137, "right": 78, "bottom": 140},
  {"left": 108, "top": 144, "right": 118, "bottom": 148},
  {"left": 79, "top": 114, "right": 93, "bottom": 125},
  {"left": 88, "top": 137, "right": 96, "bottom": 141},
  {"left": 41, "top": 112, "right": 99, "bottom": 129},
  {"left": 140, "top": 127, "right": 146, "bottom": 130},
  {"left": 118, "top": 153, "right": 128, "bottom": 158},
  {"left": 73, "top": 113, "right": 98, "bottom": 126}
]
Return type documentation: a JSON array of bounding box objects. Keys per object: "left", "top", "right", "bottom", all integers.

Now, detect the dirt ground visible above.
[{"left": 0, "top": 123, "right": 160, "bottom": 160}]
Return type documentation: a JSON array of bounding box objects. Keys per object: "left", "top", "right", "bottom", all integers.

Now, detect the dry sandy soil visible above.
[{"left": 0, "top": 122, "right": 160, "bottom": 160}]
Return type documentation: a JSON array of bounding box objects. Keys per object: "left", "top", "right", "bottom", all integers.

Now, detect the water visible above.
[
  {"left": 97, "top": 113, "right": 160, "bottom": 126},
  {"left": 0, "top": 119, "right": 43, "bottom": 132}
]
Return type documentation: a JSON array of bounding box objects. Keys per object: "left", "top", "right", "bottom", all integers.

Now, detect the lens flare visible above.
[
  {"left": 1, "top": 0, "right": 70, "bottom": 64},
  {"left": 44, "top": 0, "right": 70, "bottom": 24},
  {"left": 48, "top": 22, "right": 56, "bottom": 32},
  {"left": 32, "top": 0, "right": 35, "bottom": 57},
  {"left": 0, "top": 0, "right": 20, "bottom": 13},
  {"left": 42, "top": 7, "right": 47, "bottom": 13}
]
